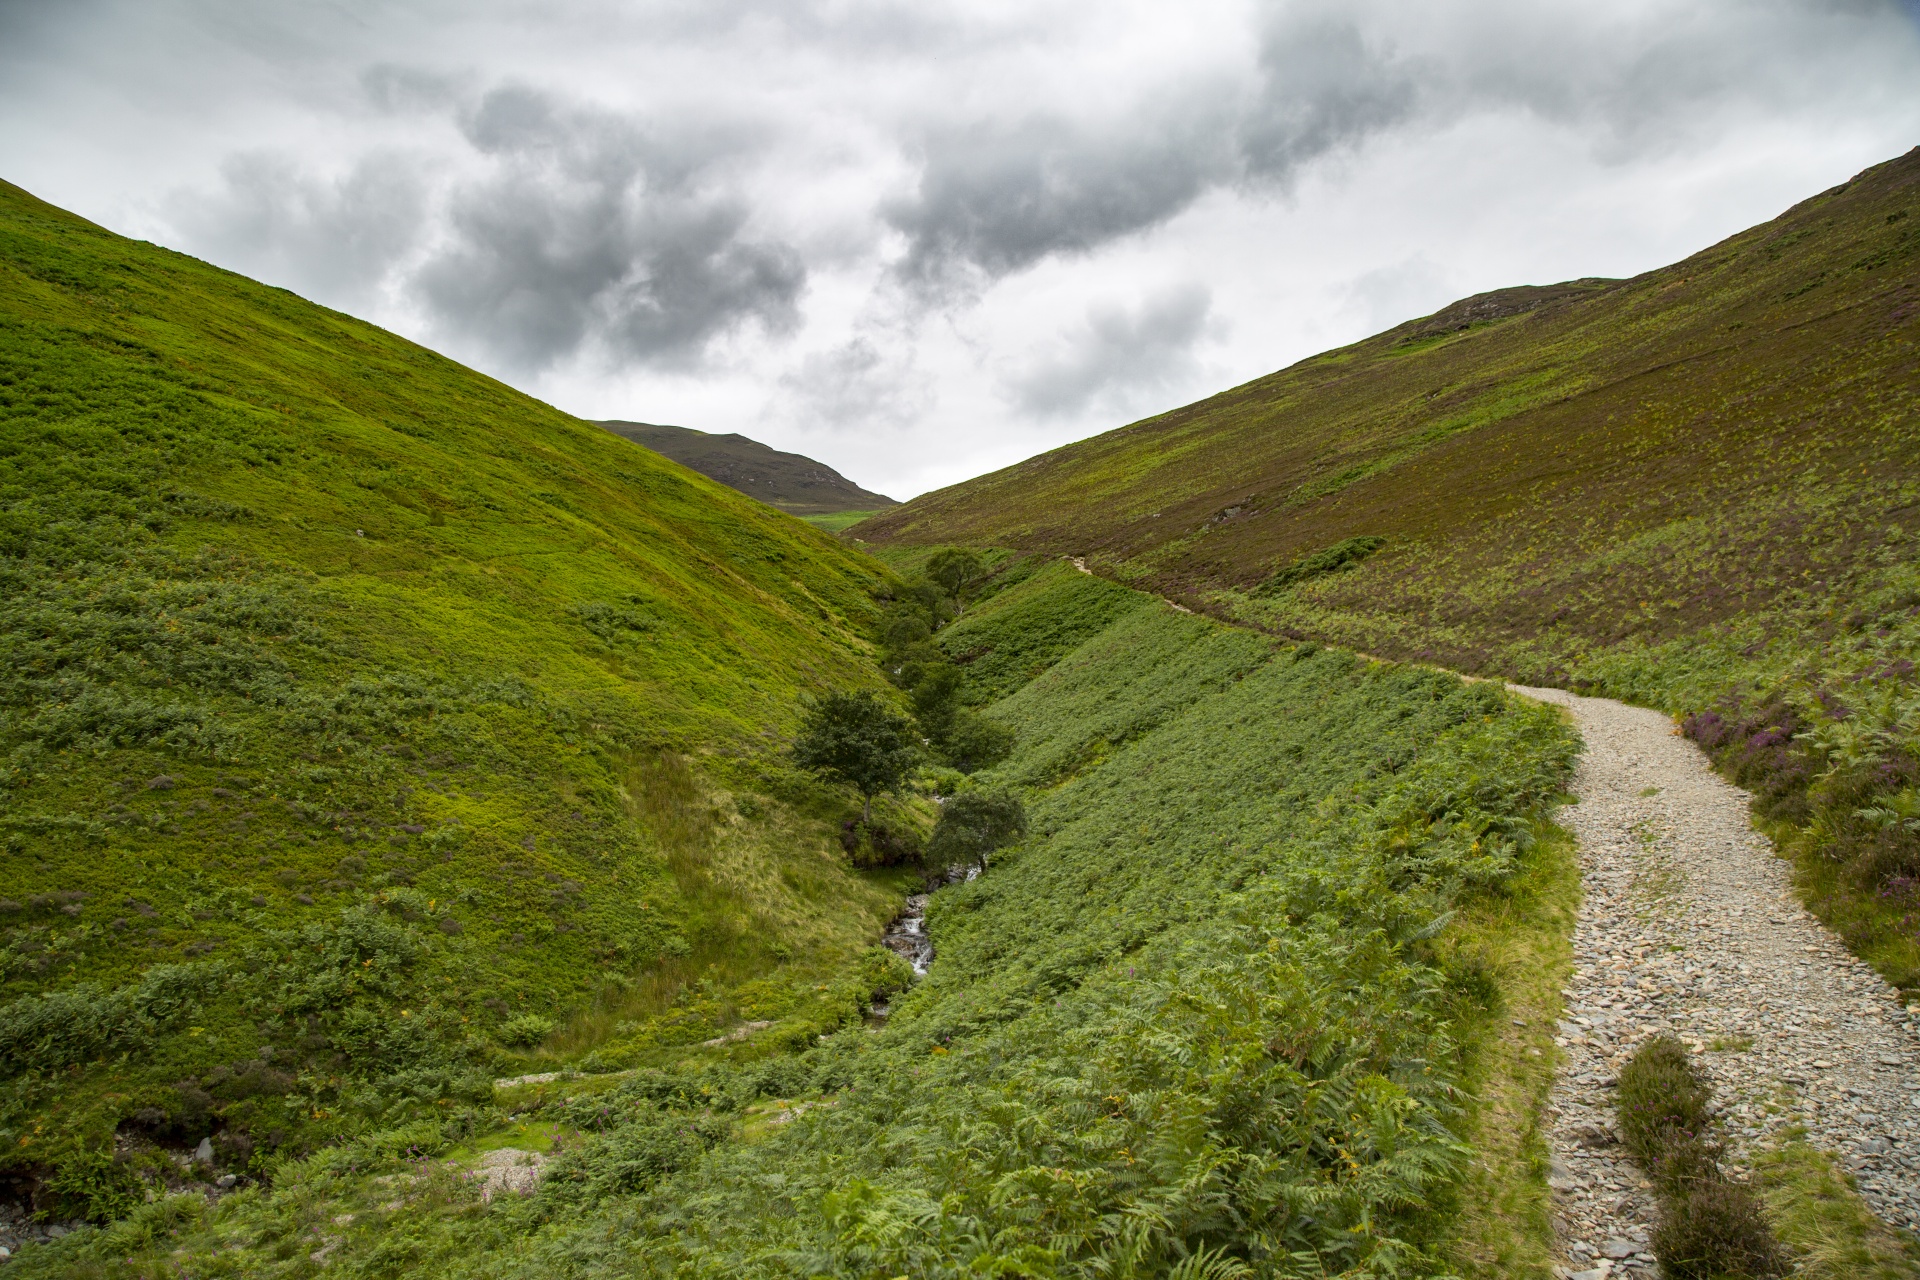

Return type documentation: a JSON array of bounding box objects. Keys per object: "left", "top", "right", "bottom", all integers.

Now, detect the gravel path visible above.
[{"left": 1508, "top": 685, "right": 1920, "bottom": 1278}]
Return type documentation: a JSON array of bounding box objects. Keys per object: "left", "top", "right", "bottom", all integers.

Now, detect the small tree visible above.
[
  {"left": 927, "top": 788, "right": 1027, "bottom": 872},
  {"left": 943, "top": 711, "right": 1015, "bottom": 774},
  {"left": 910, "top": 662, "right": 964, "bottom": 744},
  {"left": 792, "top": 690, "right": 918, "bottom": 823},
  {"left": 924, "top": 548, "right": 988, "bottom": 613}
]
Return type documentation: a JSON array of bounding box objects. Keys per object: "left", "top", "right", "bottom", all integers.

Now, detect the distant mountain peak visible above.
[{"left": 600, "top": 421, "right": 897, "bottom": 516}]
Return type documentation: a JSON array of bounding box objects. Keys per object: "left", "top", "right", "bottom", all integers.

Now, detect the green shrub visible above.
[
  {"left": 1653, "top": 1180, "right": 1784, "bottom": 1279},
  {"left": 0, "top": 962, "right": 222, "bottom": 1075},
  {"left": 498, "top": 1014, "right": 555, "bottom": 1049},
  {"left": 924, "top": 548, "right": 989, "bottom": 609},
  {"left": 1617, "top": 1035, "right": 1712, "bottom": 1166},
  {"left": 1258, "top": 535, "right": 1387, "bottom": 595},
  {"left": 37, "top": 1146, "right": 146, "bottom": 1222},
  {"left": 541, "top": 1112, "right": 732, "bottom": 1207},
  {"left": 854, "top": 944, "right": 914, "bottom": 1001},
  {"left": 837, "top": 801, "right": 926, "bottom": 866},
  {"left": 1619, "top": 1036, "right": 1784, "bottom": 1278},
  {"left": 942, "top": 709, "right": 1015, "bottom": 773},
  {"left": 926, "top": 787, "right": 1027, "bottom": 871}
]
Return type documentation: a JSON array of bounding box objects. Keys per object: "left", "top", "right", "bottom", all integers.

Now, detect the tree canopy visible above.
[
  {"left": 927, "top": 787, "right": 1028, "bottom": 871},
  {"left": 791, "top": 690, "right": 918, "bottom": 821},
  {"left": 925, "top": 548, "right": 989, "bottom": 611}
]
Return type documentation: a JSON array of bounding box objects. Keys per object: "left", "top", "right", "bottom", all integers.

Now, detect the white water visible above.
[{"left": 878, "top": 864, "right": 979, "bottom": 977}]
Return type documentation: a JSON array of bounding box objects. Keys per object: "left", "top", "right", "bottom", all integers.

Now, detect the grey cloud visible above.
[
  {"left": 165, "top": 149, "right": 429, "bottom": 310},
  {"left": 884, "top": 106, "right": 1235, "bottom": 291},
  {"left": 1008, "top": 283, "right": 1215, "bottom": 419},
  {"left": 886, "top": 9, "right": 1423, "bottom": 290},
  {"left": 1239, "top": 10, "right": 1423, "bottom": 179},
  {"left": 886, "top": 0, "right": 1920, "bottom": 288},
  {"left": 411, "top": 85, "right": 801, "bottom": 372},
  {"left": 171, "top": 79, "right": 807, "bottom": 374}
]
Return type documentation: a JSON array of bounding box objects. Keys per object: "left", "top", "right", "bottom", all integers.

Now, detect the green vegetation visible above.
[
  {"left": 803, "top": 509, "right": 886, "bottom": 533},
  {"left": 1755, "top": 1134, "right": 1920, "bottom": 1280},
  {"left": 937, "top": 560, "right": 1151, "bottom": 703},
  {"left": 922, "top": 546, "right": 990, "bottom": 609},
  {"left": 1423, "top": 821, "right": 1578, "bottom": 1278},
  {"left": 923, "top": 786, "right": 1025, "bottom": 872},
  {"left": 1258, "top": 536, "right": 1387, "bottom": 596},
  {"left": 11, "top": 554, "right": 1580, "bottom": 1277},
  {"left": 860, "top": 148, "right": 1920, "bottom": 991},
  {"left": 1616, "top": 1036, "right": 1712, "bottom": 1169},
  {"left": 0, "top": 177, "right": 914, "bottom": 1219},
  {"left": 1617, "top": 1036, "right": 1782, "bottom": 1278},
  {"left": 791, "top": 690, "right": 917, "bottom": 825},
  {"left": 871, "top": 551, "right": 1027, "bottom": 774}
]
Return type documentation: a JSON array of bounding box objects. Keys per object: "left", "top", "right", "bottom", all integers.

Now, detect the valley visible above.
[
  {"left": 2, "top": 143, "right": 1919, "bottom": 1280},
  {"left": 12, "top": 547, "right": 1584, "bottom": 1279},
  {"left": 861, "top": 148, "right": 1920, "bottom": 1076}
]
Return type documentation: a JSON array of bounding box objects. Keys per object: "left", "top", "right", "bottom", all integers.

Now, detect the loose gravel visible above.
[{"left": 1508, "top": 685, "right": 1920, "bottom": 1279}]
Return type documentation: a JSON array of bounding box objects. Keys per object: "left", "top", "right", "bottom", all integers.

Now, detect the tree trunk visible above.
[{"left": 862, "top": 793, "right": 872, "bottom": 824}]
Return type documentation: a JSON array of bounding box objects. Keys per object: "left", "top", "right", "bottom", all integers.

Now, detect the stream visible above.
[{"left": 868, "top": 864, "right": 978, "bottom": 1024}]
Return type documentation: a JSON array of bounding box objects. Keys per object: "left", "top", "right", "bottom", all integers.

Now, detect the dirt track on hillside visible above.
[{"left": 1511, "top": 684, "right": 1920, "bottom": 1274}]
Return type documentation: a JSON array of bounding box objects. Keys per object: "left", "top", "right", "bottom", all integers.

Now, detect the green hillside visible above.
[
  {"left": 862, "top": 147, "right": 1920, "bottom": 984},
  {"left": 8, "top": 137, "right": 1915, "bottom": 1279},
  {"left": 0, "top": 178, "right": 913, "bottom": 1219},
  {"left": 22, "top": 557, "right": 1584, "bottom": 1280}
]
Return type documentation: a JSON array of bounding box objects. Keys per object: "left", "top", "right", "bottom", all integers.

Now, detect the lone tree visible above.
[
  {"left": 927, "top": 787, "right": 1027, "bottom": 872},
  {"left": 792, "top": 690, "right": 918, "bottom": 823},
  {"left": 924, "top": 548, "right": 989, "bottom": 613}
]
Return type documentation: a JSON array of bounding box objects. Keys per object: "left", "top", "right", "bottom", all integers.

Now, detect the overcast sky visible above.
[{"left": 3, "top": 1, "right": 1918, "bottom": 500}]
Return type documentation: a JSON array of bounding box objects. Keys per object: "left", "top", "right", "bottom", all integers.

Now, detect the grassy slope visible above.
[
  {"left": 801, "top": 510, "right": 886, "bottom": 533},
  {"left": 858, "top": 147, "right": 1918, "bottom": 667},
  {"left": 18, "top": 563, "right": 1580, "bottom": 1279},
  {"left": 0, "top": 179, "right": 911, "bottom": 1214},
  {"left": 860, "top": 149, "right": 1920, "bottom": 985}
]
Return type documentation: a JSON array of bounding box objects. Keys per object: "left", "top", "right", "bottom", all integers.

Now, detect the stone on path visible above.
[{"left": 472, "top": 1148, "right": 546, "bottom": 1201}]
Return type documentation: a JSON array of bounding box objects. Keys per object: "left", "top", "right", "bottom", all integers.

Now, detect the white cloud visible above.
[{"left": 2, "top": 0, "right": 1917, "bottom": 497}]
